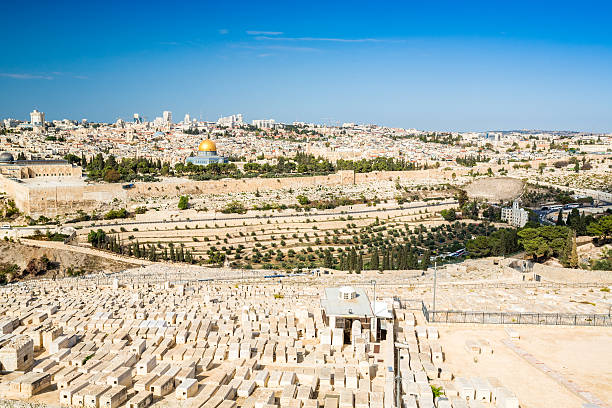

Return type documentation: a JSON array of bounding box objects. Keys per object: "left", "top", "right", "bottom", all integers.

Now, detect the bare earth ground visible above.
[
  {"left": 464, "top": 177, "right": 524, "bottom": 202},
  {"left": 0, "top": 240, "right": 134, "bottom": 278},
  {"left": 436, "top": 325, "right": 612, "bottom": 408}
]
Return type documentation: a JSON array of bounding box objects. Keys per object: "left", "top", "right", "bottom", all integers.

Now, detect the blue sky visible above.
[{"left": 1, "top": 0, "right": 612, "bottom": 131}]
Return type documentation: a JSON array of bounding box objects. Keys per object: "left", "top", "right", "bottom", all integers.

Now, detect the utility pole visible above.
[
  {"left": 371, "top": 279, "right": 377, "bottom": 311},
  {"left": 432, "top": 261, "right": 437, "bottom": 323},
  {"left": 395, "top": 346, "right": 401, "bottom": 407},
  {"left": 370, "top": 279, "right": 377, "bottom": 341}
]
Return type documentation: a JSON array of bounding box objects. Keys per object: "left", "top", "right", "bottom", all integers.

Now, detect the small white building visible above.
[{"left": 320, "top": 286, "right": 390, "bottom": 343}]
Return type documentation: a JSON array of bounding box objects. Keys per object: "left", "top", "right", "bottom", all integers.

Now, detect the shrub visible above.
[{"left": 178, "top": 195, "right": 189, "bottom": 210}]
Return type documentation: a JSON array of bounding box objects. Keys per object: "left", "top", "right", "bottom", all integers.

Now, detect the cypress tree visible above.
[
  {"left": 149, "top": 247, "right": 156, "bottom": 261},
  {"left": 421, "top": 250, "right": 431, "bottom": 271},
  {"left": 324, "top": 249, "right": 333, "bottom": 268},
  {"left": 407, "top": 250, "right": 418, "bottom": 269},
  {"left": 370, "top": 248, "right": 379, "bottom": 270},
  {"left": 382, "top": 249, "right": 389, "bottom": 271},
  {"left": 556, "top": 210, "right": 565, "bottom": 226},
  {"left": 349, "top": 247, "right": 357, "bottom": 271},
  {"left": 568, "top": 232, "right": 578, "bottom": 268}
]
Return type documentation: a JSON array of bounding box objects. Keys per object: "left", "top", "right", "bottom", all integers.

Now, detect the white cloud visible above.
[
  {"left": 218, "top": 29, "right": 229, "bottom": 35},
  {"left": 247, "top": 31, "right": 283, "bottom": 36},
  {"left": 234, "top": 44, "right": 320, "bottom": 53},
  {"left": 0, "top": 72, "right": 53, "bottom": 80},
  {"left": 255, "top": 36, "right": 390, "bottom": 43}
]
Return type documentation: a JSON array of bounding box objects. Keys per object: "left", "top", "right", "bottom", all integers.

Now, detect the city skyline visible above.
[{"left": 2, "top": 0, "right": 612, "bottom": 131}]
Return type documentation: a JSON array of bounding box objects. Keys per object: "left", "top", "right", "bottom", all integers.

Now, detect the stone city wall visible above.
[{"left": 2, "top": 169, "right": 460, "bottom": 217}]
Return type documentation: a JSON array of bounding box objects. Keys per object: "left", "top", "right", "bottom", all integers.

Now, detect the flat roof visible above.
[{"left": 321, "top": 287, "right": 373, "bottom": 318}]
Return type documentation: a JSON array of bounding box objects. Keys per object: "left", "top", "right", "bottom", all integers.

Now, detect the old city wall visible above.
[
  {"left": 123, "top": 168, "right": 456, "bottom": 199},
  {"left": 5, "top": 168, "right": 459, "bottom": 217},
  {"left": 0, "top": 176, "right": 31, "bottom": 215},
  {"left": 10, "top": 182, "right": 127, "bottom": 218}
]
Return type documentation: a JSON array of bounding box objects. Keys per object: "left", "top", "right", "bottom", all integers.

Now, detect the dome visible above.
[
  {"left": 198, "top": 139, "right": 217, "bottom": 152},
  {"left": 0, "top": 152, "right": 14, "bottom": 163}
]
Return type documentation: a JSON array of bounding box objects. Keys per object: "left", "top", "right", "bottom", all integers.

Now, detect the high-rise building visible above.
[
  {"left": 30, "top": 109, "right": 45, "bottom": 127},
  {"left": 252, "top": 119, "right": 276, "bottom": 129},
  {"left": 163, "top": 111, "right": 172, "bottom": 124},
  {"left": 217, "top": 114, "right": 243, "bottom": 127},
  {"left": 184, "top": 113, "right": 191, "bottom": 124}
]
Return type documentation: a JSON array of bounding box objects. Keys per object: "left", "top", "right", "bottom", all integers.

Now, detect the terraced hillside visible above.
[{"left": 69, "top": 200, "right": 498, "bottom": 271}]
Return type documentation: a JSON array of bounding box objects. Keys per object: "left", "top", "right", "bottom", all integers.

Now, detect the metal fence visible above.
[{"left": 423, "top": 304, "right": 612, "bottom": 326}]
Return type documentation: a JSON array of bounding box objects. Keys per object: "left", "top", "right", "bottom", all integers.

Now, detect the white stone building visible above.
[
  {"left": 217, "top": 114, "right": 243, "bottom": 127},
  {"left": 252, "top": 119, "right": 275, "bottom": 129},
  {"left": 501, "top": 200, "right": 529, "bottom": 227},
  {"left": 30, "top": 110, "right": 45, "bottom": 127}
]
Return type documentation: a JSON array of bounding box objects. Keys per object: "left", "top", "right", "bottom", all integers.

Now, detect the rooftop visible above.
[{"left": 321, "top": 286, "right": 373, "bottom": 318}]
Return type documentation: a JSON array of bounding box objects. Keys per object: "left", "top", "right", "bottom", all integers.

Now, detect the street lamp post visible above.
[
  {"left": 432, "top": 261, "right": 437, "bottom": 323},
  {"left": 371, "top": 279, "right": 377, "bottom": 307},
  {"left": 370, "top": 279, "right": 377, "bottom": 341}
]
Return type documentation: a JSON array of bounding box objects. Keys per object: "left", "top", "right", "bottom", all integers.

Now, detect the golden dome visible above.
[{"left": 198, "top": 139, "right": 217, "bottom": 152}]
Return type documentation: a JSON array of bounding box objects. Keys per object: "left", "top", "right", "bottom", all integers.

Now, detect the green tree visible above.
[
  {"left": 324, "top": 249, "right": 333, "bottom": 268},
  {"left": 556, "top": 210, "right": 565, "bottom": 226},
  {"left": 421, "top": 250, "right": 431, "bottom": 271},
  {"left": 370, "top": 248, "right": 379, "bottom": 270},
  {"left": 455, "top": 190, "right": 468, "bottom": 206},
  {"left": 566, "top": 232, "right": 579, "bottom": 268},
  {"left": 566, "top": 208, "right": 580, "bottom": 231},
  {"left": 103, "top": 168, "right": 121, "bottom": 183},
  {"left": 466, "top": 236, "right": 492, "bottom": 257},
  {"left": 440, "top": 209, "right": 457, "bottom": 222},
  {"left": 382, "top": 248, "right": 390, "bottom": 271},
  {"left": 178, "top": 195, "right": 189, "bottom": 210},
  {"left": 296, "top": 194, "right": 310, "bottom": 206},
  {"left": 587, "top": 215, "right": 612, "bottom": 241},
  {"left": 518, "top": 226, "right": 570, "bottom": 262}
]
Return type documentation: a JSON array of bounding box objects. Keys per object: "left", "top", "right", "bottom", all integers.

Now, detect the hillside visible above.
[{"left": 0, "top": 240, "right": 133, "bottom": 283}]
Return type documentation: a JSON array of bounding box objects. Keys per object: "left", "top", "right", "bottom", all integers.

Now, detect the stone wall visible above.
[
  {"left": 533, "top": 263, "right": 612, "bottom": 284},
  {"left": 1, "top": 168, "right": 459, "bottom": 217}
]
